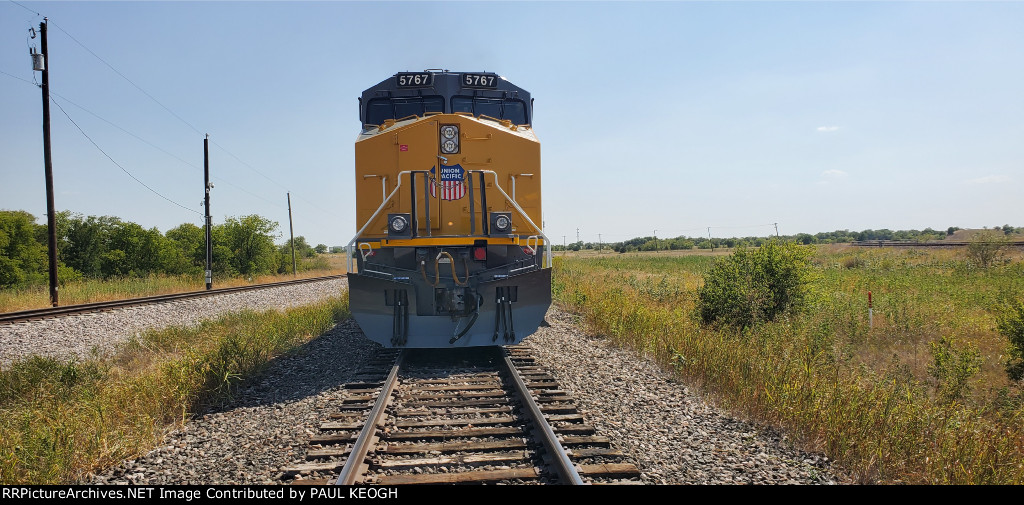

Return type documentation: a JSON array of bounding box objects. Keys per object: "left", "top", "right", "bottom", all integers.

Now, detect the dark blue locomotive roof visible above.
[{"left": 359, "top": 70, "right": 533, "bottom": 127}]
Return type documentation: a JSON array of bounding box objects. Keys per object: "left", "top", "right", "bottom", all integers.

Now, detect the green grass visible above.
[
  {"left": 553, "top": 247, "right": 1024, "bottom": 484},
  {"left": 0, "top": 293, "right": 349, "bottom": 484}
]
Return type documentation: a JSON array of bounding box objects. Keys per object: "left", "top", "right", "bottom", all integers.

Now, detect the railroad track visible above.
[
  {"left": 283, "top": 346, "right": 641, "bottom": 485},
  {"left": 0, "top": 274, "right": 347, "bottom": 325},
  {"left": 851, "top": 240, "right": 1024, "bottom": 248}
]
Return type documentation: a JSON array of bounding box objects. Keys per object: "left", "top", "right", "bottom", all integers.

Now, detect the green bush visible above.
[
  {"left": 965, "top": 233, "right": 1010, "bottom": 268},
  {"left": 696, "top": 239, "right": 812, "bottom": 328},
  {"left": 997, "top": 300, "right": 1024, "bottom": 381},
  {"left": 928, "top": 336, "right": 982, "bottom": 402}
]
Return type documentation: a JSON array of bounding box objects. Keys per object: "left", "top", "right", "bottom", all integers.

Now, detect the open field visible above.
[
  {"left": 558, "top": 248, "right": 736, "bottom": 258},
  {"left": 0, "top": 254, "right": 348, "bottom": 314},
  {"left": 553, "top": 245, "right": 1024, "bottom": 484}
]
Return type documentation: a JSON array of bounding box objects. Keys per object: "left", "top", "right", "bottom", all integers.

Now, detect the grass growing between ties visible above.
[
  {"left": 0, "top": 293, "right": 349, "bottom": 484},
  {"left": 553, "top": 246, "right": 1024, "bottom": 484}
]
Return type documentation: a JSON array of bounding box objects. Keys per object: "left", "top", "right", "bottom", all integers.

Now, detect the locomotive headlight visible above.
[
  {"left": 387, "top": 213, "right": 412, "bottom": 237},
  {"left": 490, "top": 212, "right": 512, "bottom": 235},
  {"left": 439, "top": 124, "right": 460, "bottom": 154},
  {"left": 390, "top": 215, "right": 407, "bottom": 233}
]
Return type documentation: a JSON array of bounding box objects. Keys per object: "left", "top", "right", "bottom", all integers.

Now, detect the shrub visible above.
[
  {"left": 928, "top": 336, "right": 982, "bottom": 402},
  {"left": 696, "top": 239, "right": 812, "bottom": 328},
  {"left": 965, "top": 233, "right": 1010, "bottom": 268},
  {"left": 996, "top": 300, "right": 1024, "bottom": 381},
  {"left": 842, "top": 256, "right": 866, "bottom": 269}
]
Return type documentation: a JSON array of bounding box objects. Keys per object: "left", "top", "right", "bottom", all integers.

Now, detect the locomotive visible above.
[{"left": 346, "top": 71, "right": 551, "bottom": 348}]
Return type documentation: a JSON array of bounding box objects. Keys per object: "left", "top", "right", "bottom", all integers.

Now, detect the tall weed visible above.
[
  {"left": 554, "top": 248, "right": 1024, "bottom": 484},
  {"left": 0, "top": 294, "right": 348, "bottom": 484}
]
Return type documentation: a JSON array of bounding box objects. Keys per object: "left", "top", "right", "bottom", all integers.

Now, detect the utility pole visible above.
[
  {"left": 287, "top": 192, "right": 297, "bottom": 276},
  {"left": 598, "top": 233, "right": 602, "bottom": 252},
  {"left": 562, "top": 235, "right": 566, "bottom": 253},
  {"left": 774, "top": 222, "right": 779, "bottom": 238},
  {"left": 708, "top": 227, "right": 713, "bottom": 252},
  {"left": 653, "top": 229, "right": 657, "bottom": 252},
  {"left": 204, "top": 135, "right": 213, "bottom": 290},
  {"left": 576, "top": 227, "right": 580, "bottom": 244},
  {"left": 33, "top": 19, "right": 58, "bottom": 306}
]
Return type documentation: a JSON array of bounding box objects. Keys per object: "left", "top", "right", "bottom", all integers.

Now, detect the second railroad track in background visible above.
[
  {"left": 282, "top": 346, "right": 642, "bottom": 485},
  {"left": 851, "top": 240, "right": 1024, "bottom": 248},
  {"left": 0, "top": 274, "right": 346, "bottom": 325}
]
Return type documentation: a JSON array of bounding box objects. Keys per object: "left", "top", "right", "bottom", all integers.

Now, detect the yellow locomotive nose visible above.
[{"left": 347, "top": 71, "right": 550, "bottom": 348}]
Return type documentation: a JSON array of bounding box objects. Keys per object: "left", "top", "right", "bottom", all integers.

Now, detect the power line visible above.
[
  {"left": 209, "top": 140, "right": 287, "bottom": 189},
  {"left": 9, "top": 69, "right": 292, "bottom": 216},
  {"left": 50, "top": 94, "right": 287, "bottom": 209},
  {"left": 10, "top": 6, "right": 355, "bottom": 240},
  {"left": 48, "top": 20, "right": 205, "bottom": 137},
  {"left": 7, "top": 0, "right": 40, "bottom": 16},
  {"left": 11, "top": 71, "right": 289, "bottom": 212},
  {"left": 0, "top": 68, "right": 34, "bottom": 85},
  {"left": 209, "top": 140, "right": 336, "bottom": 217},
  {"left": 709, "top": 223, "right": 776, "bottom": 230},
  {"left": 44, "top": 13, "right": 301, "bottom": 205},
  {"left": 50, "top": 97, "right": 202, "bottom": 216},
  {"left": 51, "top": 93, "right": 197, "bottom": 169},
  {"left": 49, "top": 20, "right": 319, "bottom": 214}
]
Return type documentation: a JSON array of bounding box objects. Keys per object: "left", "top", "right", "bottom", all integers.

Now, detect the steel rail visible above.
[
  {"left": 335, "top": 350, "right": 405, "bottom": 485},
  {"left": 851, "top": 240, "right": 1024, "bottom": 248},
  {"left": 500, "top": 347, "right": 585, "bottom": 485},
  {"left": 0, "top": 274, "right": 346, "bottom": 324}
]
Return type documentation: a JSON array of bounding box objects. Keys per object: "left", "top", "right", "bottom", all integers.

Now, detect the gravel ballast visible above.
[
  {"left": 0, "top": 278, "right": 347, "bottom": 368},
  {"left": 69, "top": 299, "right": 843, "bottom": 485},
  {"left": 86, "top": 318, "right": 379, "bottom": 485},
  {"left": 526, "top": 309, "right": 843, "bottom": 485}
]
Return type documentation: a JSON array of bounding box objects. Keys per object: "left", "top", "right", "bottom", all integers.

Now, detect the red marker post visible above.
[{"left": 868, "top": 291, "right": 873, "bottom": 329}]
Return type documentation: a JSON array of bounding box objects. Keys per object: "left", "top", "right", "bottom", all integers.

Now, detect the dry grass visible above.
[
  {"left": 0, "top": 256, "right": 348, "bottom": 313},
  {"left": 0, "top": 293, "right": 349, "bottom": 484},
  {"left": 553, "top": 246, "right": 1024, "bottom": 484}
]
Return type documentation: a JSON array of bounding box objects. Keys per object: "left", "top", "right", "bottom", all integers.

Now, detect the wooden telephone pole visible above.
[
  {"left": 288, "top": 193, "right": 296, "bottom": 276},
  {"left": 204, "top": 135, "right": 213, "bottom": 289},
  {"left": 33, "top": 19, "right": 59, "bottom": 306}
]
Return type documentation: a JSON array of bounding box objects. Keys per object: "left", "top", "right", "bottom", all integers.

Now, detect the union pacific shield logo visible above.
[{"left": 429, "top": 164, "right": 467, "bottom": 200}]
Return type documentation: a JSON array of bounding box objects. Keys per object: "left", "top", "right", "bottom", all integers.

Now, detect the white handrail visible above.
[
  {"left": 525, "top": 235, "right": 539, "bottom": 255},
  {"left": 346, "top": 169, "right": 552, "bottom": 270},
  {"left": 477, "top": 170, "right": 552, "bottom": 268},
  {"left": 346, "top": 170, "right": 413, "bottom": 271}
]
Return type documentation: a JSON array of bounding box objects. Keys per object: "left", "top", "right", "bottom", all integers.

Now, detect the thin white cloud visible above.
[
  {"left": 966, "top": 175, "right": 1010, "bottom": 185},
  {"left": 817, "top": 126, "right": 840, "bottom": 132},
  {"left": 822, "top": 169, "right": 848, "bottom": 178}
]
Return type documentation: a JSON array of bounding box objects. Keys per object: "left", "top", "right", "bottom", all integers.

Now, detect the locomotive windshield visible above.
[
  {"left": 366, "top": 96, "right": 444, "bottom": 125},
  {"left": 360, "top": 71, "right": 533, "bottom": 127},
  {"left": 451, "top": 97, "right": 527, "bottom": 125}
]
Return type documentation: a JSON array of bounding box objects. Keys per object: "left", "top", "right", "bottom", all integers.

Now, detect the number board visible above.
[
  {"left": 461, "top": 73, "right": 498, "bottom": 89},
  {"left": 396, "top": 73, "right": 434, "bottom": 88}
]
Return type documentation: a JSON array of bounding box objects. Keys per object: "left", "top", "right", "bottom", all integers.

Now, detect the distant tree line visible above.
[
  {"left": 551, "top": 225, "right": 1022, "bottom": 253},
  {"left": 0, "top": 210, "right": 331, "bottom": 289}
]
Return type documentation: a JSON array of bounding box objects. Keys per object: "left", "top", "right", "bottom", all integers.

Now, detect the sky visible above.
[{"left": 1, "top": 1, "right": 1022, "bottom": 248}]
